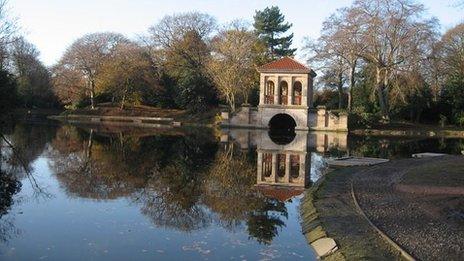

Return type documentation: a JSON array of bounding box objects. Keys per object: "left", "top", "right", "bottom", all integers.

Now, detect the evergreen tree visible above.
[{"left": 253, "top": 6, "right": 296, "bottom": 60}]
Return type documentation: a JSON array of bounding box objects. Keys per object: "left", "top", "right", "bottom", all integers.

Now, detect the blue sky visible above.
[{"left": 9, "top": 0, "right": 464, "bottom": 66}]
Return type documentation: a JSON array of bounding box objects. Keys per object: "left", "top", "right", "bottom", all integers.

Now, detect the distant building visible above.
[{"left": 221, "top": 56, "right": 348, "bottom": 131}]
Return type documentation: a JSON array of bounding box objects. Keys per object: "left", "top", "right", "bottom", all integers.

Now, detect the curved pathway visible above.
[{"left": 352, "top": 156, "right": 464, "bottom": 260}]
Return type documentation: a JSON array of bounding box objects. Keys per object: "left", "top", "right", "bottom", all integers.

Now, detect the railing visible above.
[
  {"left": 265, "top": 95, "right": 274, "bottom": 104},
  {"left": 280, "top": 95, "right": 288, "bottom": 105}
]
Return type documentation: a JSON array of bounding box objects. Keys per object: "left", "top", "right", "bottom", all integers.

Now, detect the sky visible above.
[{"left": 9, "top": 0, "right": 464, "bottom": 66}]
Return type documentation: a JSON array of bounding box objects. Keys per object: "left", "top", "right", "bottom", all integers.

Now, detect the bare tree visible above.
[
  {"left": 146, "top": 12, "right": 218, "bottom": 111},
  {"left": 207, "top": 21, "right": 260, "bottom": 111},
  {"left": 99, "top": 41, "right": 160, "bottom": 109},
  {"left": 148, "top": 12, "right": 216, "bottom": 49},
  {"left": 0, "top": 0, "right": 17, "bottom": 69},
  {"left": 11, "top": 36, "right": 55, "bottom": 108},
  {"left": 53, "top": 32, "right": 129, "bottom": 109},
  {"left": 433, "top": 23, "right": 464, "bottom": 79},
  {"left": 349, "top": 0, "right": 438, "bottom": 120},
  {"left": 304, "top": 7, "right": 364, "bottom": 111}
]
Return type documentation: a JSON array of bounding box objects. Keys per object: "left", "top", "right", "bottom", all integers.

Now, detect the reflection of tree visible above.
[
  {"left": 49, "top": 127, "right": 147, "bottom": 199},
  {"left": 246, "top": 198, "right": 288, "bottom": 244},
  {"left": 133, "top": 132, "right": 218, "bottom": 231},
  {"left": 134, "top": 163, "right": 211, "bottom": 231},
  {"left": 47, "top": 125, "right": 291, "bottom": 242},
  {"left": 203, "top": 143, "right": 261, "bottom": 228},
  {"left": 1, "top": 123, "right": 53, "bottom": 198},
  {"left": 3, "top": 123, "right": 56, "bottom": 177},
  {"left": 49, "top": 126, "right": 219, "bottom": 231},
  {"left": 347, "top": 136, "right": 464, "bottom": 159},
  {"left": 0, "top": 122, "right": 53, "bottom": 242},
  {"left": 203, "top": 143, "right": 288, "bottom": 244},
  {"left": 0, "top": 171, "right": 21, "bottom": 242}
]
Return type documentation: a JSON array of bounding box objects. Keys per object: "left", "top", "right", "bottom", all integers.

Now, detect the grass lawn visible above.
[
  {"left": 62, "top": 103, "right": 221, "bottom": 124},
  {"left": 400, "top": 157, "right": 464, "bottom": 187}
]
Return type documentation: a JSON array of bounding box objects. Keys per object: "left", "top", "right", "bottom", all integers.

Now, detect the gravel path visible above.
[{"left": 352, "top": 156, "right": 464, "bottom": 261}]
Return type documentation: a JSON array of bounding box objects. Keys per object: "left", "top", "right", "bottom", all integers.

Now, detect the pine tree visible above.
[{"left": 253, "top": 6, "right": 296, "bottom": 60}]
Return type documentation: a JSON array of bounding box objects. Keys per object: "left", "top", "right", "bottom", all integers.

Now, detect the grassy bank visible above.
[
  {"left": 351, "top": 122, "right": 464, "bottom": 138},
  {"left": 59, "top": 103, "right": 220, "bottom": 125}
]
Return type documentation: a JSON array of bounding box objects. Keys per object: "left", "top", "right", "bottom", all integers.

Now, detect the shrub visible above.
[{"left": 349, "top": 107, "right": 382, "bottom": 128}]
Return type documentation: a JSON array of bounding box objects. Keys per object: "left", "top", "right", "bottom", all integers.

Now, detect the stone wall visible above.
[
  {"left": 221, "top": 105, "right": 348, "bottom": 132},
  {"left": 309, "top": 106, "right": 348, "bottom": 132}
]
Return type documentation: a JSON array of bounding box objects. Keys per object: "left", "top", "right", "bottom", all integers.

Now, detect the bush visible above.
[
  {"left": 455, "top": 112, "right": 464, "bottom": 127},
  {"left": 349, "top": 107, "right": 382, "bottom": 128}
]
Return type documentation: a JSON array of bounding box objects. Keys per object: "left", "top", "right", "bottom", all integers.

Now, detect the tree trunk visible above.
[
  {"left": 120, "top": 94, "right": 126, "bottom": 110},
  {"left": 90, "top": 80, "right": 96, "bottom": 110},
  {"left": 375, "top": 67, "right": 389, "bottom": 121},
  {"left": 230, "top": 94, "right": 235, "bottom": 112},
  {"left": 121, "top": 86, "right": 128, "bottom": 110},
  {"left": 86, "top": 129, "right": 94, "bottom": 159},
  {"left": 348, "top": 62, "right": 356, "bottom": 112},
  {"left": 382, "top": 70, "right": 390, "bottom": 122},
  {"left": 338, "top": 72, "right": 344, "bottom": 109}
]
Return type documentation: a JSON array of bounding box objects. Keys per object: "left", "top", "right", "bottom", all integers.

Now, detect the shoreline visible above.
[
  {"left": 351, "top": 128, "right": 464, "bottom": 138},
  {"left": 302, "top": 156, "right": 464, "bottom": 260}
]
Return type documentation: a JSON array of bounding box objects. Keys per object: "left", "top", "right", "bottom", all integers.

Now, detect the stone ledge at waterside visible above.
[
  {"left": 48, "top": 114, "right": 181, "bottom": 128},
  {"left": 351, "top": 128, "right": 464, "bottom": 138}
]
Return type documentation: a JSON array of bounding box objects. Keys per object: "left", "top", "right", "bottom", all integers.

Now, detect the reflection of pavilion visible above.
[
  {"left": 221, "top": 129, "right": 348, "bottom": 193},
  {"left": 256, "top": 132, "right": 310, "bottom": 188}
]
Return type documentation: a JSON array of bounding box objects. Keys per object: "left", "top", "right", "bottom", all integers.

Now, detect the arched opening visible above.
[
  {"left": 268, "top": 114, "right": 296, "bottom": 145},
  {"left": 262, "top": 153, "right": 273, "bottom": 177},
  {"left": 290, "top": 155, "right": 300, "bottom": 180},
  {"left": 265, "top": 81, "right": 275, "bottom": 104},
  {"left": 277, "top": 154, "right": 286, "bottom": 178},
  {"left": 293, "top": 81, "right": 302, "bottom": 105},
  {"left": 279, "top": 81, "right": 288, "bottom": 105}
]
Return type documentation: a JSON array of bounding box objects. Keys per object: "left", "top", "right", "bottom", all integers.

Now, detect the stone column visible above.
[
  {"left": 271, "top": 153, "right": 277, "bottom": 183},
  {"left": 289, "top": 77, "right": 294, "bottom": 105},
  {"left": 257, "top": 152, "right": 263, "bottom": 183},
  {"left": 317, "top": 106, "right": 327, "bottom": 129},
  {"left": 285, "top": 154, "right": 290, "bottom": 183},
  {"left": 299, "top": 154, "right": 306, "bottom": 186},
  {"left": 308, "top": 76, "right": 314, "bottom": 108},
  {"left": 301, "top": 77, "right": 308, "bottom": 107},
  {"left": 303, "top": 152, "right": 311, "bottom": 187},
  {"left": 274, "top": 77, "right": 279, "bottom": 105},
  {"left": 259, "top": 75, "right": 265, "bottom": 105}
]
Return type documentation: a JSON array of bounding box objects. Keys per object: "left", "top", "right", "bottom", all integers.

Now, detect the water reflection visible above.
[
  {"left": 43, "top": 125, "right": 298, "bottom": 245},
  {"left": 1, "top": 122, "right": 464, "bottom": 260}
]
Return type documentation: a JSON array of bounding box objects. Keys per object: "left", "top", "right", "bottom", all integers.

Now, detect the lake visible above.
[{"left": 0, "top": 121, "right": 463, "bottom": 260}]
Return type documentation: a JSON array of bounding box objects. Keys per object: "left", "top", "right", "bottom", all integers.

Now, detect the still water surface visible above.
[{"left": 0, "top": 121, "right": 463, "bottom": 260}]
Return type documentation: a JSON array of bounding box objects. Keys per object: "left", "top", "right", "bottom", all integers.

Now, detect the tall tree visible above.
[
  {"left": 53, "top": 32, "right": 129, "bottom": 109},
  {"left": 433, "top": 23, "right": 464, "bottom": 124},
  {"left": 208, "top": 21, "right": 261, "bottom": 111},
  {"left": 0, "top": 0, "right": 17, "bottom": 70},
  {"left": 148, "top": 12, "right": 217, "bottom": 112},
  {"left": 253, "top": 6, "right": 296, "bottom": 60},
  {"left": 349, "top": 0, "right": 437, "bottom": 121},
  {"left": 11, "top": 37, "right": 57, "bottom": 108},
  {"left": 98, "top": 41, "right": 161, "bottom": 109},
  {"left": 305, "top": 7, "right": 364, "bottom": 111}
]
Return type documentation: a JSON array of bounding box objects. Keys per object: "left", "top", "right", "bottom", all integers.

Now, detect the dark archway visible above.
[
  {"left": 293, "top": 81, "right": 302, "bottom": 105},
  {"left": 268, "top": 114, "right": 296, "bottom": 145}
]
